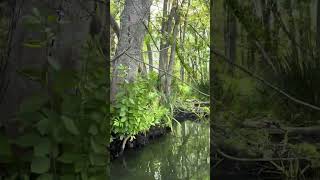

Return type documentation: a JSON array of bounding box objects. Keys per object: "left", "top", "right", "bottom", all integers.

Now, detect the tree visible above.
[{"left": 110, "top": 0, "right": 152, "bottom": 101}]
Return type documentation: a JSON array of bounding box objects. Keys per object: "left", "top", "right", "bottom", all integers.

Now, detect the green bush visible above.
[{"left": 111, "top": 70, "right": 169, "bottom": 138}]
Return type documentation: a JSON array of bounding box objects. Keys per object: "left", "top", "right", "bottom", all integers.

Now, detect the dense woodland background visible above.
[
  {"left": 211, "top": 0, "right": 320, "bottom": 178},
  {"left": 1, "top": 0, "right": 320, "bottom": 179}
]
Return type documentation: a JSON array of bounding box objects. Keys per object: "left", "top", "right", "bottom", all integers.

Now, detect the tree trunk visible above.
[
  {"left": 110, "top": 0, "right": 152, "bottom": 102},
  {"left": 159, "top": 0, "right": 176, "bottom": 93},
  {"left": 165, "top": 14, "right": 180, "bottom": 97},
  {"left": 0, "top": 0, "right": 95, "bottom": 136},
  {"left": 146, "top": 42, "right": 153, "bottom": 72}
]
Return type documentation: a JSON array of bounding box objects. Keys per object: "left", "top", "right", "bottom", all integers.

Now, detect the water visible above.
[{"left": 111, "top": 120, "right": 210, "bottom": 180}]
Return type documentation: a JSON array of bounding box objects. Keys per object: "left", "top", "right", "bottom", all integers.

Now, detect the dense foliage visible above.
[
  {"left": 111, "top": 70, "right": 169, "bottom": 138},
  {"left": 212, "top": 0, "right": 320, "bottom": 178},
  {"left": 0, "top": 4, "right": 109, "bottom": 179}
]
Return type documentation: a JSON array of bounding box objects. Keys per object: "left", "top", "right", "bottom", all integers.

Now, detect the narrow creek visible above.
[{"left": 111, "top": 120, "right": 210, "bottom": 180}]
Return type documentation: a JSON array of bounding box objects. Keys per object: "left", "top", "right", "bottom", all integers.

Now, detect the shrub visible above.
[{"left": 111, "top": 70, "right": 169, "bottom": 138}]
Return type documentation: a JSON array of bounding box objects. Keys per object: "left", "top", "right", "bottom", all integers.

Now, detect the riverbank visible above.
[
  {"left": 109, "top": 109, "right": 207, "bottom": 160},
  {"left": 110, "top": 119, "right": 210, "bottom": 179}
]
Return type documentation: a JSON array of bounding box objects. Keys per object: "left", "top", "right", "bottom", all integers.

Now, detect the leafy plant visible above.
[{"left": 111, "top": 68, "right": 169, "bottom": 139}]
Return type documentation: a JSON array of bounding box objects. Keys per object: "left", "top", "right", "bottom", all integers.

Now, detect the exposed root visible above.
[{"left": 119, "top": 136, "right": 131, "bottom": 155}]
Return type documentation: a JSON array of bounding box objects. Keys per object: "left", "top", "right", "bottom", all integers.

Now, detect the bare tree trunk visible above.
[
  {"left": 159, "top": 0, "right": 169, "bottom": 91},
  {"left": 159, "top": 0, "right": 176, "bottom": 93},
  {"left": 179, "top": 0, "right": 191, "bottom": 82},
  {"left": 110, "top": 0, "right": 152, "bottom": 102},
  {"left": 165, "top": 14, "right": 180, "bottom": 97}
]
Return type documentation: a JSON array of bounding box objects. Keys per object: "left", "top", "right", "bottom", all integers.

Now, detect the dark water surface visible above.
[{"left": 111, "top": 120, "right": 210, "bottom": 180}]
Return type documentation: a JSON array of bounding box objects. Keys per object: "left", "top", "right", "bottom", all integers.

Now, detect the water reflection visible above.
[{"left": 111, "top": 120, "right": 210, "bottom": 180}]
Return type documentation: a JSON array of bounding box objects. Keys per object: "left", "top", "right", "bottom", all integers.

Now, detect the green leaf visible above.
[
  {"left": 35, "top": 118, "right": 50, "bottom": 135},
  {"left": 90, "top": 138, "right": 105, "bottom": 154},
  {"left": 31, "top": 156, "right": 50, "bottom": 174},
  {"left": 81, "top": 172, "right": 88, "bottom": 180},
  {"left": 62, "top": 116, "right": 80, "bottom": 135},
  {"left": 14, "top": 133, "right": 42, "bottom": 147},
  {"left": 32, "top": 8, "right": 41, "bottom": 17},
  {"left": 47, "top": 15, "right": 56, "bottom": 23},
  {"left": 34, "top": 140, "right": 50, "bottom": 156},
  {"left": 74, "top": 158, "right": 87, "bottom": 172},
  {"left": 58, "top": 153, "right": 79, "bottom": 164},
  {"left": 47, "top": 57, "right": 60, "bottom": 70},
  {"left": 37, "top": 173, "right": 53, "bottom": 180}
]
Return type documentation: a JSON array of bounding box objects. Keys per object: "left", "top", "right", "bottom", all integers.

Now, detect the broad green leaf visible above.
[
  {"left": 90, "top": 138, "right": 105, "bottom": 154},
  {"left": 35, "top": 118, "right": 49, "bottom": 135},
  {"left": 62, "top": 116, "right": 80, "bottom": 135},
  {"left": 34, "top": 140, "right": 50, "bottom": 156},
  {"left": 31, "top": 156, "right": 50, "bottom": 174},
  {"left": 58, "top": 153, "right": 79, "bottom": 164},
  {"left": 14, "top": 133, "right": 42, "bottom": 147}
]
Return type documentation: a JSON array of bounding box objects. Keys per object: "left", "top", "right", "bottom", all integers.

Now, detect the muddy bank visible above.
[
  {"left": 109, "top": 125, "right": 171, "bottom": 160},
  {"left": 109, "top": 110, "right": 203, "bottom": 160},
  {"left": 174, "top": 108, "right": 208, "bottom": 121}
]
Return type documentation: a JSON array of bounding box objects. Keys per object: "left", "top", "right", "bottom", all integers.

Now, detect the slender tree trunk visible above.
[
  {"left": 146, "top": 42, "right": 153, "bottom": 72},
  {"left": 159, "top": 0, "right": 169, "bottom": 91},
  {"left": 165, "top": 17, "right": 179, "bottom": 96},
  {"left": 179, "top": 0, "right": 191, "bottom": 82},
  {"left": 159, "top": 1, "right": 176, "bottom": 93}
]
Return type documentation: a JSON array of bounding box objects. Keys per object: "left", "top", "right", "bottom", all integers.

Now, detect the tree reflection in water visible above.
[{"left": 111, "top": 120, "right": 210, "bottom": 180}]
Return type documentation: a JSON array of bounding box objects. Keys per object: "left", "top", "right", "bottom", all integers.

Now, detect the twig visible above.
[
  {"left": 215, "top": 148, "right": 310, "bottom": 162},
  {"left": 111, "top": 46, "right": 131, "bottom": 62}
]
